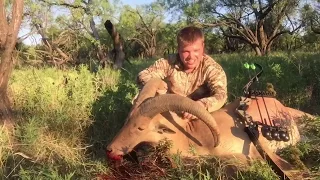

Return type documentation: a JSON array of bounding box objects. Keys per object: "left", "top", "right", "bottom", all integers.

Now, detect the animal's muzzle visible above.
[{"left": 106, "top": 149, "right": 123, "bottom": 161}]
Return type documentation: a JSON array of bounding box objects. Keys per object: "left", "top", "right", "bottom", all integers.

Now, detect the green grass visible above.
[
  {"left": 1, "top": 53, "right": 319, "bottom": 179},
  {"left": 0, "top": 127, "right": 12, "bottom": 176},
  {"left": 279, "top": 116, "right": 320, "bottom": 174},
  {"left": 216, "top": 52, "right": 320, "bottom": 114}
]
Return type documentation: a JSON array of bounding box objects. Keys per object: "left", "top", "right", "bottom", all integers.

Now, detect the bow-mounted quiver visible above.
[
  {"left": 240, "top": 63, "right": 290, "bottom": 142},
  {"left": 236, "top": 63, "right": 297, "bottom": 180}
]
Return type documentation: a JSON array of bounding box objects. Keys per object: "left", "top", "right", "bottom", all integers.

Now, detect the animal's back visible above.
[
  {"left": 245, "top": 97, "right": 300, "bottom": 151},
  {"left": 214, "top": 97, "right": 300, "bottom": 154}
]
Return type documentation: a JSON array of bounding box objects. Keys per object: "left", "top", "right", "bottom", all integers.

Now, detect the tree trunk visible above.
[
  {"left": 0, "top": 0, "right": 24, "bottom": 128},
  {"left": 266, "top": 40, "right": 274, "bottom": 55},
  {"left": 104, "top": 20, "right": 125, "bottom": 69},
  {"left": 89, "top": 17, "right": 108, "bottom": 65},
  {"left": 0, "top": 49, "right": 14, "bottom": 128},
  {"left": 253, "top": 45, "right": 263, "bottom": 56},
  {"left": 151, "top": 35, "right": 157, "bottom": 57}
]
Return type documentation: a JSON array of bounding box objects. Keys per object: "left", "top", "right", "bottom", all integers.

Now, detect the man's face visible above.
[{"left": 178, "top": 38, "right": 204, "bottom": 72}]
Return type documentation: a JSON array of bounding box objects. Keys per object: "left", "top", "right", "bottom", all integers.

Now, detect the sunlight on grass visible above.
[
  {"left": 0, "top": 127, "right": 13, "bottom": 175},
  {"left": 2, "top": 52, "right": 320, "bottom": 178}
]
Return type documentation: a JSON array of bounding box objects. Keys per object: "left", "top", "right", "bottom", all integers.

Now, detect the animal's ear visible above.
[{"left": 158, "top": 124, "right": 176, "bottom": 134}]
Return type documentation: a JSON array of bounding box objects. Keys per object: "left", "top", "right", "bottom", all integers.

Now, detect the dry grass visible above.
[{"left": 1, "top": 53, "right": 319, "bottom": 178}]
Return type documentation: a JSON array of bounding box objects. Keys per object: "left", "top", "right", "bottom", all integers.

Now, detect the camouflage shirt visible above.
[{"left": 137, "top": 54, "right": 228, "bottom": 112}]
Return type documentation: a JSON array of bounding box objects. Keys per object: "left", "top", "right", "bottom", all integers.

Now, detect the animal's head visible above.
[{"left": 106, "top": 79, "right": 220, "bottom": 161}]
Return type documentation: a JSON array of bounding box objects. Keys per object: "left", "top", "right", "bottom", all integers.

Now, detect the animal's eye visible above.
[
  {"left": 163, "top": 128, "right": 172, "bottom": 133},
  {"left": 138, "top": 127, "right": 144, "bottom": 131},
  {"left": 158, "top": 124, "right": 176, "bottom": 134}
]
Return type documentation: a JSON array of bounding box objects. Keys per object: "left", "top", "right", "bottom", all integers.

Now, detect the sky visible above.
[
  {"left": 20, "top": 0, "right": 156, "bottom": 45},
  {"left": 122, "top": 0, "right": 153, "bottom": 7}
]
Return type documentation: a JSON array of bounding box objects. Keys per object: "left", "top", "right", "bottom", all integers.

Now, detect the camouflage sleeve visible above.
[
  {"left": 137, "top": 58, "right": 171, "bottom": 86},
  {"left": 198, "top": 62, "right": 228, "bottom": 112}
]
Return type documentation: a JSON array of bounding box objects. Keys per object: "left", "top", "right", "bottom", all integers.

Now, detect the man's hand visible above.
[
  {"left": 156, "top": 89, "right": 167, "bottom": 95},
  {"left": 182, "top": 101, "right": 205, "bottom": 120},
  {"left": 156, "top": 81, "right": 168, "bottom": 95}
]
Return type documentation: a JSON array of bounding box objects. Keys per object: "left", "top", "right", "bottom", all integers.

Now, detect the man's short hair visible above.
[{"left": 177, "top": 26, "right": 204, "bottom": 47}]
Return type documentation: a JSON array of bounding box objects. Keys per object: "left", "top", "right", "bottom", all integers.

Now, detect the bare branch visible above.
[
  {"left": 259, "top": 1, "right": 279, "bottom": 20},
  {"left": 222, "top": 33, "right": 254, "bottom": 45},
  {"left": 17, "top": 28, "right": 37, "bottom": 43},
  {"left": 311, "top": 19, "right": 320, "bottom": 34},
  {"left": 249, "top": 0, "right": 259, "bottom": 17},
  {"left": 39, "top": 0, "right": 86, "bottom": 10},
  {"left": 194, "top": 21, "right": 226, "bottom": 28},
  {"left": 130, "top": 9, "right": 154, "bottom": 37},
  {"left": 220, "top": 25, "right": 253, "bottom": 45},
  {"left": 34, "top": 24, "right": 70, "bottom": 60},
  {"left": 266, "top": 22, "right": 302, "bottom": 49},
  {"left": 128, "top": 38, "right": 147, "bottom": 50},
  {"left": 258, "top": 0, "right": 263, "bottom": 10},
  {"left": 89, "top": 18, "right": 100, "bottom": 40},
  {"left": 268, "top": 9, "right": 288, "bottom": 41}
]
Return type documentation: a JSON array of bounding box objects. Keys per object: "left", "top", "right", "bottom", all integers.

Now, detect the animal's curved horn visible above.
[
  {"left": 134, "top": 78, "right": 167, "bottom": 107},
  {"left": 136, "top": 94, "right": 220, "bottom": 147}
]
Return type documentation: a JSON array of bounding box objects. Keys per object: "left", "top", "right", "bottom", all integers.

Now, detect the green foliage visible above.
[
  {"left": 0, "top": 128, "right": 12, "bottom": 175},
  {"left": 204, "top": 31, "right": 225, "bottom": 54},
  {"left": 20, "top": 0, "right": 320, "bottom": 68},
  {"left": 118, "top": 5, "right": 141, "bottom": 48},
  {"left": 2, "top": 52, "right": 320, "bottom": 178},
  {"left": 236, "top": 160, "right": 279, "bottom": 180},
  {"left": 165, "top": 155, "right": 278, "bottom": 180},
  {"left": 4, "top": 65, "right": 121, "bottom": 177},
  {"left": 160, "top": 0, "right": 306, "bottom": 55},
  {"left": 302, "top": 30, "right": 320, "bottom": 51},
  {"left": 216, "top": 52, "right": 320, "bottom": 113},
  {"left": 302, "top": 2, "right": 320, "bottom": 30},
  {"left": 89, "top": 76, "right": 139, "bottom": 152},
  {"left": 279, "top": 116, "right": 320, "bottom": 177},
  {"left": 168, "top": 156, "right": 229, "bottom": 179},
  {"left": 159, "top": 0, "right": 216, "bottom": 23},
  {"left": 118, "top": 2, "right": 166, "bottom": 57},
  {"left": 22, "top": 0, "right": 121, "bottom": 66},
  {"left": 11, "top": 66, "right": 98, "bottom": 129},
  {"left": 158, "top": 22, "right": 186, "bottom": 55},
  {"left": 17, "top": 166, "right": 76, "bottom": 180}
]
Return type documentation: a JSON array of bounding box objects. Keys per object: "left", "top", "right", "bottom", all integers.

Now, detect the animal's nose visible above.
[{"left": 106, "top": 149, "right": 123, "bottom": 161}]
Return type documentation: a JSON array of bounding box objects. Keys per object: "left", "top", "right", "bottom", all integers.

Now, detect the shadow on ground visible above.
[{"left": 85, "top": 60, "right": 150, "bottom": 160}]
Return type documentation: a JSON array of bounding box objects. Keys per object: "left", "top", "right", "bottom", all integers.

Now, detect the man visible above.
[{"left": 136, "top": 26, "right": 227, "bottom": 119}]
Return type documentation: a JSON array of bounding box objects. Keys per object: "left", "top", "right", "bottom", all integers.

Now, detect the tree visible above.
[
  {"left": 23, "top": 1, "right": 68, "bottom": 66},
  {"left": 302, "top": 1, "right": 320, "bottom": 34},
  {"left": 38, "top": 0, "right": 119, "bottom": 67},
  {"left": 0, "top": 0, "right": 24, "bottom": 127},
  {"left": 104, "top": 20, "right": 125, "bottom": 69},
  {"left": 204, "top": 30, "right": 227, "bottom": 54},
  {"left": 273, "top": 33, "right": 304, "bottom": 51},
  {"left": 158, "top": 23, "right": 185, "bottom": 55},
  {"left": 119, "top": 3, "right": 165, "bottom": 58},
  {"left": 162, "top": 0, "right": 303, "bottom": 56}
]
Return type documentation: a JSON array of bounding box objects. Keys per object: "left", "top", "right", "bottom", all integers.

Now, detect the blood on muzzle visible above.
[{"left": 106, "top": 149, "right": 123, "bottom": 161}]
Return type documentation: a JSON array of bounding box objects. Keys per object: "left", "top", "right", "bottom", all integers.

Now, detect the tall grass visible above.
[
  {"left": 0, "top": 53, "right": 319, "bottom": 178},
  {"left": 0, "top": 127, "right": 13, "bottom": 176},
  {"left": 5, "top": 65, "right": 124, "bottom": 178},
  {"left": 216, "top": 52, "right": 320, "bottom": 114}
]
